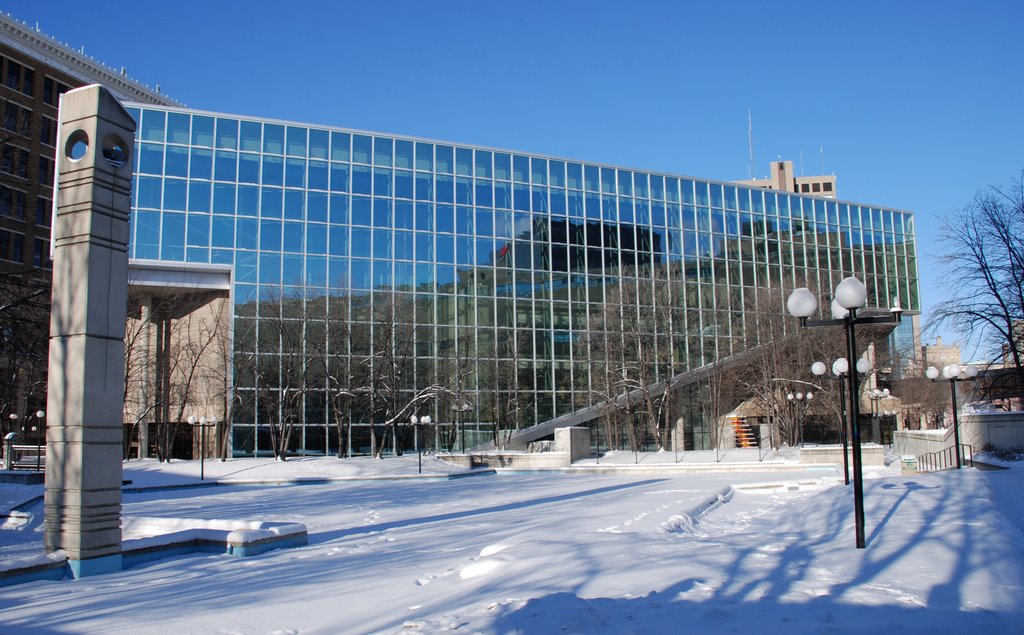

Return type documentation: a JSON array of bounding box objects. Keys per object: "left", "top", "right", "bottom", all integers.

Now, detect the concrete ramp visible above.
[{"left": 490, "top": 354, "right": 754, "bottom": 451}]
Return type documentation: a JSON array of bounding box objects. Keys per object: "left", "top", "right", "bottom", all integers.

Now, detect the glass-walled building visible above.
[{"left": 125, "top": 104, "right": 919, "bottom": 456}]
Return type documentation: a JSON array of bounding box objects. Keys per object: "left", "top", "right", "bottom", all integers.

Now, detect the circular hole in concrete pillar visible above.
[
  {"left": 101, "top": 134, "right": 129, "bottom": 169},
  {"left": 65, "top": 129, "right": 89, "bottom": 161}
]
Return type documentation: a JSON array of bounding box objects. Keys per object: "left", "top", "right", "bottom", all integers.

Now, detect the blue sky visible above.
[{"left": 13, "top": 0, "right": 1023, "bottom": 348}]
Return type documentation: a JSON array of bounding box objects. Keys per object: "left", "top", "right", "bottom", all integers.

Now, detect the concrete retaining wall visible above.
[
  {"left": 894, "top": 412, "right": 1024, "bottom": 458},
  {"left": 960, "top": 411, "right": 1024, "bottom": 450},
  {"left": 893, "top": 429, "right": 953, "bottom": 458},
  {"left": 800, "top": 444, "right": 885, "bottom": 467},
  {"left": 445, "top": 426, "right": 592, "bottom": 469},
  {"left": 443, "top": 452, "right": 572, "bottom": 469}
]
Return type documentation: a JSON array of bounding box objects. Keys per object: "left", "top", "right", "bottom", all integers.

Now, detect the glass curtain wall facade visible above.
[{"left": 125, "top": 104, "right": 919, "bottom": 456}]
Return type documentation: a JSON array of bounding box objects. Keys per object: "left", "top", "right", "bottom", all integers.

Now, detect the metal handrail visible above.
[
  {"left": 3, "top": 444, "right": 46, "bottom": 471},
  {"left": 918, "top": 444, "right": 973, "bottom": 472}
]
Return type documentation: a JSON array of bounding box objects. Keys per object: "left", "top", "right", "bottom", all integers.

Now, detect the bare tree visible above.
[
  {"left": 210, "top": 305, "right": 235, "bottom": 460},
  {"left": 702, "top": 357, "right": 741, "bottom": 450},
  {"left": 440, "top": 328, "right": 476, "bottom": 452},
  {"left": 324, "top": 293, "right": 357, "bottom": 458},
  {"left": 892, "top": 375, "right": 949, "bottom": 429},
  {"left": 733, "top": 287, "right": 852, "bottom": 448},
  {"left": 0, "top": 94, "right": 53, "bottom": 432},
  {"left": 359, "top": 292, "right": 449, "bottom": 458},
  {"left": 931, "top": 171, "right": 1024, "bottom": 392},
  {"left": 137, "top": 291, "right": 229, "bottom": 462},
  {"left": 487, "top": 329, "right": 533, "bottom": 450},
  {"left": 723, "top": 287, "right": 779, "bottom": 448},
  {"left": 123, "top": 290, "right": 156, "bottom": 458},
  {"left": 586, "top": 329, "right": 630, "bottom": 451},
  {"left": 698, "top": 284, "right": 750, "bottom": 451},
  {"left": 237, "top": 290, "right": 328, "bottom": 461},
  {"left": 585, "top": 269, "right": 677, "bottom": 451},
  {"left": 0, "top": 271, "right": 49, "bottom": 435}
]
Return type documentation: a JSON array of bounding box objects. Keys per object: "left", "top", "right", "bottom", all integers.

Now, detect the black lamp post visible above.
[
  {"left": 812, "top": 358, "right": 851, "bottom": 484},
  {"left": 204, "top": 417, "right": 215, "bottom": 479},
  {"left": 33, "top": 410, "right": 44, "bottom": 472},
  {"left": 785, "top": 389, "right": 813, "bottom": 446},
  {"left": 455, "top": 402, "right": 472, "bottom": 454},
  {"left": 926, "top": 363, "right": 977, "bottom": 468},
  {"left": 188, "top": 415, "right": 215, "bottom": 480},
  {"left": 411, "top": 414, "right": 431, "bottom": 474},
  {"left": 788, "top": 276, "right": 902, "bottom": 549},
  {"left": 868, "top": 388, "right": 892, "bottom": 445}
]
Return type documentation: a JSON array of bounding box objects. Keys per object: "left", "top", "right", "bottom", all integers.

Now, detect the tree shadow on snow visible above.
[
  {"left": 488, "top": 586, "right": 1021, "bottom": 634},
  {"left": 487, "top": 472, "right": 1024, "bottom": 634}
]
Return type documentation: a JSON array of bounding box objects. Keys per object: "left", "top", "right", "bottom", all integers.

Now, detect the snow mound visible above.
[
  {"left": 479, "top": 543, "right": 510, "bottom": 557},
  {"left": 660, "top": 486, "right": 734, "bottom": 534},
  {"left": 459, "top": 558, "right": 504, "bottom": 580}
]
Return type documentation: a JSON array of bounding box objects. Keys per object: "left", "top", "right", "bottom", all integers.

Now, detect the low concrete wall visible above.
[
  {"left": 800, "top": 444, "right": 885, "bottom": 467},
  {"left": 893, "top": 428, "right": 953, "bottom": 458},
  {"left": 895, "top": 411, "right": 1024, "bottom": 458},
  {"left": 960, "top": 411, "right": 1024, "bottom": 450},
  {"left": 0, "top": 520, "right": 308, "bottom": 588},
  {"left": 0, "top": 471, "right": 44, "bottom": 485},
  {"left": 447, "top": 426, "right": 592, "bottom": 469},
  {"left": 443, "top": 452, "right": 571, "bottom": 469}
]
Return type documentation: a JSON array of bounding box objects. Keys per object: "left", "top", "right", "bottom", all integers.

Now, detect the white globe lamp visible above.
[
  {"left": 835, "top": 277, "right": 868, "bottom": 310},
  {"left": 786, "top": 288, "right": 818, "bottom": 319}
]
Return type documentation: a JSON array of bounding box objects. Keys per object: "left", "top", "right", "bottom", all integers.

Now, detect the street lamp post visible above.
[
  {"left": 785, "top": 389, "right": 813, "bottom": 446},
  {"left": 454, "top": 402, "right": 472, "bottom": 454},
  {"left": 812, "top": 358, "right": 851, "bottom": 484},
  {"left": 187, "top": 415, "right": 216, "bottom": 480},
  {"left": 880, "top": 409, "right": 897, "bottom": 441},
  {"left": 926, "top": 363, "right": 977, "bottom": 468},
  {"left": 410, "top": 414, "right": 431, "bottom": 474},
  {"left": 787, "top": 276, "right": 902, "bottom": 549},
  {"left": 6, "top": 413, "right": 16, "bottom": 470},
  {"left": 868, "top": 388, "right": 891, "bottom": 445},
  {"left": 187, "top": 416, "right": 196, "bottom": 472},
  {"left": 205, "top": 417, "right": 216, "bottom": 479},
  {"left": 34, "top": 410, "right": 44, "bottom": 472}
]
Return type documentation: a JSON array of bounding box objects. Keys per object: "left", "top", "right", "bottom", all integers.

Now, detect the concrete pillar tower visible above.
[{"left": 44, "top": 85, "right": 134, "bottom": 577}]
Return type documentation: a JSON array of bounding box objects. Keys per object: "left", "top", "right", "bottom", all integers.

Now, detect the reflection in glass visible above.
[{"left": 128, "top": 105, "right": 920, "bottom": 454}]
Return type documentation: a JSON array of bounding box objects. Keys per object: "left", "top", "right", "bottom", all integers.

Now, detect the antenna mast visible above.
[{"left": 747, "top": 109, "right": 755, "bottom": 180}]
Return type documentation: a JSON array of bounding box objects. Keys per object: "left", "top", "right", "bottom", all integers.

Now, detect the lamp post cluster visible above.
[
  {"left": 925, "top": 363, "right": 978, "bottom": 469},
  {"left": 187, "top": 415, "right": 218, "bottom": 480},
  {"left": 867, "top": 388, "right": 899, "bottom": 444},
  {"left": 868, "top": 388, "right": 891, "bottom": 410},
  {"left": 811, "top": 358, "right": 852, "bottom": 484},
  {"left": 785, "top": 389, "right": 813, "bottom": 447},
  {"left": 454, "top": 402, "right": 473, "bottom": 454},
  {"left": 787, "top": 276, "right": 902, "bottom": 549},
  {"left": 410, "top": 414, "right": 432, "bottom": 474}
]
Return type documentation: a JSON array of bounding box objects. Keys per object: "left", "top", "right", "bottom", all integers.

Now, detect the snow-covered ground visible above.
[{"left": 1, "top": 452, "right": 1022, "bottom": 634}]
